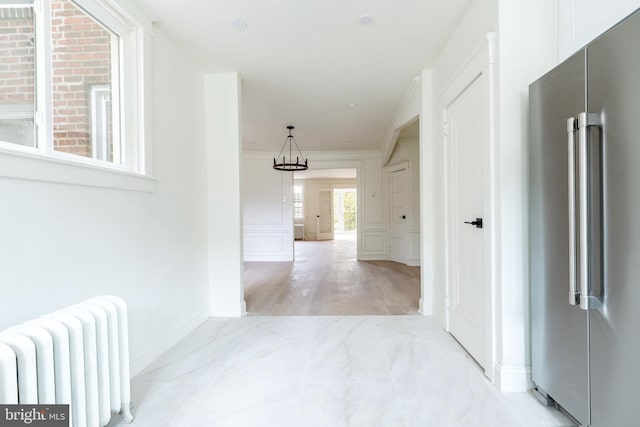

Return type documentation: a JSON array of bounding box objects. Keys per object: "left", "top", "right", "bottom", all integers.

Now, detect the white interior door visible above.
[
  {"left": 389, "top": 168, "right": 409, "bottom": 264},
  {"left": 446, "top": 75, "right": 486, "bottom": 367},
  {"left": 316, "top": 189, "right": 334, "bottom": 240}
]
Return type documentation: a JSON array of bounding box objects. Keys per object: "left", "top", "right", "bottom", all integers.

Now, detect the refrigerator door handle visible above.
[
  {"left": 567, "top": 117, "right": 579, "bottom": 306},
  {"left": 577, "top": 112, "right": 603, "bottom": 311}
]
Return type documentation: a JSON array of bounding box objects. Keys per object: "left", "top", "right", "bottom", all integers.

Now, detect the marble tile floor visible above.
[{"left": 107, "top": 316, "right": 573, "bottom": 427}]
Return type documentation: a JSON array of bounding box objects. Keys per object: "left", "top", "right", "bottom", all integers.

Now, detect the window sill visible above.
[{"left": 0, "top": 147, "right": 155, "bottom": 193}]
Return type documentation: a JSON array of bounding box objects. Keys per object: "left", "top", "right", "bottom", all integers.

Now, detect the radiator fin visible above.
[{"left": 0, "top": 296, "right": 134, "bottom": 427}]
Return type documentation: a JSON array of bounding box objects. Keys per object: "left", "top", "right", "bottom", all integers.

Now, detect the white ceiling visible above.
[{"left": 135, "top": 0, "right": 472, "bottom": 152}]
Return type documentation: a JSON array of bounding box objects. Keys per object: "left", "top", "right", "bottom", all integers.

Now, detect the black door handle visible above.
[
  {"left": 464, "top": 218, "right": 483, "bottom": 229},
  {"left": 317, "top": 215, "right": 320, "bottom": 218},
  {"left": 401, "top": 215, "right": 406, "bottom": 219}
]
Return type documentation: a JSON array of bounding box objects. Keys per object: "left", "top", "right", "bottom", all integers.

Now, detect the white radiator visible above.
[{"left": 0, "top": 295, "right": 134, "bottom": 427}]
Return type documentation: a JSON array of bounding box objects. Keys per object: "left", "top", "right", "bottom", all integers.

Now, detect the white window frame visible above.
[
  {"left": 90, "top": 84, "right": 113, "bottom": 162},
  {"left": 0, "top": 0, "right": 153, "bottom": 191},
  {"left": 293, "top": 184, "right": 304, "bottom": 220}
]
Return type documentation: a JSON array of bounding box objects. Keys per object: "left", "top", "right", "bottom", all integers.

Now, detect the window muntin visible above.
[{"left": 0, "top": 3, "right": 36, "bottom": 147}]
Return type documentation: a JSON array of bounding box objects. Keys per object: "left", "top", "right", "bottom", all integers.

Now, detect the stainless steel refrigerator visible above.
[{"left": 529, "top": 7, "right": 640, "bottom": 427}]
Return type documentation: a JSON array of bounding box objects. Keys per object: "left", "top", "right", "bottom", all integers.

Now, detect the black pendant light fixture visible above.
[{"left": 273, "top": 125, "right": 308, "bottom": 171}]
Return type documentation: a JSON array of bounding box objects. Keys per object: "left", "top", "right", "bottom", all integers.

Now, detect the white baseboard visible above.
[
  {"left": 494, "top": 363, "right": 532, "bottom": 392},
  {"left": 243, "top": 254, "right": 293, "bottom": 262},
  {"left": 419, "top": 298, "right": 433, "bottom": 316},
  {"left": 357, "top": 254, "right": 388, "bottom": 261},
  {"left": 406, "top": 258, "right": 421, "bottom": 267},
  {"left": 130, "top": 308, "right": 209, "bottom": 377}
]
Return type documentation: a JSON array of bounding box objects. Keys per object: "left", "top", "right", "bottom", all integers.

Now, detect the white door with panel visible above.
[
  {"left": 389, "top": 167, "right": 409, "bottom": 264},
  {"left": 446, "top": 75, "right": 486, "bottom": 367},
  {"left": 316, "top": 189, "right": 334, "bottom": 240}
]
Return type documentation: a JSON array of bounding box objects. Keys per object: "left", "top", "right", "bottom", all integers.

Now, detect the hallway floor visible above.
[
  {"left": 108, "top": 316, "right": 572, "bottom": 427},
  {"left": 244, "top": 234, "right": 421, "bottom": 315}
]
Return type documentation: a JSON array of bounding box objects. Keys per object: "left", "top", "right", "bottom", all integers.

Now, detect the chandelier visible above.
[{"left": 273, "top": 125, "right": 308, "bottom": 171}]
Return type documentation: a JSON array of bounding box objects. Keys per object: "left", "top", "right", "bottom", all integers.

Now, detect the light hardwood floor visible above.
[{"left": 244, "top": 234, "right": 421, "bottom": 315}]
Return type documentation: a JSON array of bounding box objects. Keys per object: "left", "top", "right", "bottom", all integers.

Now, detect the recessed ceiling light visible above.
[
  {"left": 348, "top": 103, "right": 357, "bottom": 108},
  {"left": 359, "top": 15, "right": 373, "bottom": 26},
  {"left": 231, "top": 18, "right": 247, "bottom": 31}
]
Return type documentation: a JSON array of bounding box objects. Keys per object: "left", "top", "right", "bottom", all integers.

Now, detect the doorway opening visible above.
[
  {"left": 333, "top": 187, "right": 357, "bottom": 236},
  {"left": 292, "top": 168, "right": 357, "bottom": 254}
]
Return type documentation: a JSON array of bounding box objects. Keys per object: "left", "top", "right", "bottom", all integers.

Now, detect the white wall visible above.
[
  {"left": 0, "top": 27, "right": 210, "bottom": 376},
  {"left": 388, "top": 138, "right": 421, "bottom": 265},
  {"left": 557, "top": 0, "right": 640, "bottom": 61},
  {"left": 243, "top": 153, "right": 294, "bottom": 261},
  {"left": 495, "top": 0, "right": 556, "bottom": 392}
]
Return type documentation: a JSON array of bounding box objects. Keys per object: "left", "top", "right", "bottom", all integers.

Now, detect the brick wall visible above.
[
  {"left": 0, "top": 0, "right": 113, "bottom": 158},
  {"left": 0, "top": 12, "right": 35, "bottom": 108},
  {"left": 51, "top": 0, "right": 112, "bottom": 157}
]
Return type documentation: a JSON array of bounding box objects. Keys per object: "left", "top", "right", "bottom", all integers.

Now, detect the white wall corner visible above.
[
  {"left": 420, "top": 68, "right": 436, "bottom": 322},
  {"left": 381, "top": 78, "right": 422, "bottom": 165},
  {"left": 130, "top": 308, "right": 209, "bottom": 376},
  {"left": 493, "top": 363, "right": 532, "bottom": 392}
]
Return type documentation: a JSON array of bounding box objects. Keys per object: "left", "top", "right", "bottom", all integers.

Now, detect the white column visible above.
[{"left": 205, "top": 73, "right": 246, "bottom": 317}]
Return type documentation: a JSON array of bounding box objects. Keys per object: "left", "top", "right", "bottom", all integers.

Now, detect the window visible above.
[
  {"left": 293, "top": 184, "right": 304, "bottom": 220},
  {"left": 0, "top": 3, "right": 36, "bottom": 147},
  {"left": 0, "top": 0, "right": 145, "bottom": 174}
]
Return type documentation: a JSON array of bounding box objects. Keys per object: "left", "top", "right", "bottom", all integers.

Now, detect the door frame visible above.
[
  {"left": 441, "top": 34, "right": 497, "bottom": 380},
  {"left": 384, "top": 161, "right": 412, "bottom": 265}
]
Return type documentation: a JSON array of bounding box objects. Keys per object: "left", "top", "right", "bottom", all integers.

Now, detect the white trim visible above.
[
  {"left": 0, "top": 147, "right": 155, "bottom": 192},
  {"left": 35, "top": 0, "right": 52, "bottom": 155},
  {"left": 243, "top": 149, "right": 381, "bottom": 160},
  {"left": 90, "top": 85, "right": 112, "bottom": 161},
  {"left": 440, "top": 33, "right": 497, "bottom": 382},
  {"left": 494, "top": 363, "right": 532, "bottom": 392},
  {"left": 420, "top": 69, "right": 435, "bottom": 318},
  {"left": 73, "top": 0, "right": 135, "bottom": 35},
  {"left": 130, "top": 309, "right": 209, "bottom": 376}
]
